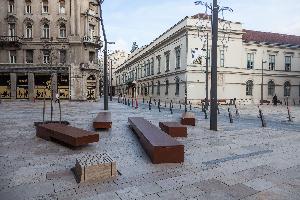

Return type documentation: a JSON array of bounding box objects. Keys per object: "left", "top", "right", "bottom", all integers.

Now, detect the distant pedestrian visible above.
[
  {"left": 55, "top": 93, "right": 60, "bottom": 103},
  {"left": 273, "top": 94, "right": 278, "bottom": 106}
]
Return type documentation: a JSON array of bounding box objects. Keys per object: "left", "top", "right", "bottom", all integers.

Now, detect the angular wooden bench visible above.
[
  {"left": 36, "top": 123, "right": 99, "bottom": 147},
  {"left": 159, "top": 122, "right": 187, "bottom": 137},
  {"left": 128, "top": 117, "right": 184, "bottom": 164},
  {"left": 181, "top": 112, "right": 195, "bottom": 126},
  {"left": 93, "top": 112, "right": 112, "bottom": 129}
]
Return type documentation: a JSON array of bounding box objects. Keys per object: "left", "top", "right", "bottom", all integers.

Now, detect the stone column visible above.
[
  {"left": 51, "top": 73, "right": 58, "bottom": 97},
  {"left": 10, "top": 73, "right": 16, "bottom": 100},
  {"left": 28, "top": 73, "right": 34, "bottom": 101},
  {"left": 75, "top": 0, "right": 81, "bottom": 36}
]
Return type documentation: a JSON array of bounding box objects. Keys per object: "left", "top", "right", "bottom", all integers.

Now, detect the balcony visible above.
[
  {"left": 82, "top": 35, "right": 103, "bottom": 48},
  {"left": 0, "top": 36, "right": 22, "bottom": 48}
]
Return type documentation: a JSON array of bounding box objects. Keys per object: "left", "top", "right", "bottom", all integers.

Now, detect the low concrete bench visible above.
[
  {"left": 93, "top": 112, "right": 112, "bottom": 129},
  {"left": 36, "top": 123, "right": 99, "bottom": 147},
  {"left": 181, "top": 112, "right": 196, "bottom": 126},
  {"left": 128, "top": 117, "right": 184, "bottom": 164},
  {"left": 159, "top": 122, "right": 187, "bottom": 137}
]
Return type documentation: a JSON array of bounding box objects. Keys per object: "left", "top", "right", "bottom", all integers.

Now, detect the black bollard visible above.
[
  {"left": 217, "top": 106, "right": 220, "bottom": 114},
  {"left": 143, "top": 98, "right": 144, "bottom": 104},
  {"left": 128, "top": 99, "right": 130, "bottom": 106},
  {"left": 149, "top": 98, "right": 151, "bottom": 110},
  {"left": 258, "top": 107, "right": 266, "bottom": 127},
  {"left": 228, "top": 108, "right": 233, "bottom": 123},
  {"left": 179, "top": 101, "right": 181, "bottom": 109},
  {"left": 158, "top": 99, "right": 161, "bottom": 112},
  {"left": 293, "top": 99, "right": 296, "bottom": 106},
  {"left": 154, "top": 99, "right": 156, "bottom": 106},
  {"left": 204, "top": 108, "right": 208, "bottom": 119},
  {"left": 189, "top": 101, "right": 192, "bottom": 111},
  {"left": 287, "top": 106, "right": 294, "bottom": 122},
  {"left": 170, "top": 102, "right": 173, "bottom": 114},
  {"left": 171, "top": 100, "right": 173, "bottom": 108},
  {"left": 235, "top": 104, "right": 240, "bottom": 118}
]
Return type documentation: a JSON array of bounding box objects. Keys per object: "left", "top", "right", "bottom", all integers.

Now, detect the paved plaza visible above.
[{"left": 0, "top": 100, "right": 299, "bottom": 200}]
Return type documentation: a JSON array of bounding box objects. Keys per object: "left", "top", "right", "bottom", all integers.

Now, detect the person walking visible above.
[{"left": 273, "top": 94, "right": 278, "bottom": 106}]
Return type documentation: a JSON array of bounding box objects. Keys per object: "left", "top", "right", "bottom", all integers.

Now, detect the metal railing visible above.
[{"left": 0, "top": 36, "right": 22, "bottom": 43}]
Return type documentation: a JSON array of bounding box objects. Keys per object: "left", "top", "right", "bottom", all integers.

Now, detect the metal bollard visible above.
[
  {"left": 235, "top": 104, "right": 240, "bottom": 118},
  {"left": 170, "top": 102, "right": 173, "bottom": 114},
  {"left": 158, "top": 99, "right": 161, "bottom": 112},
  {"left": 154, "top": 99, "right": 156, "bottom": 106},
  {"left": 179, "top": 101, "right": 181, "bottom": 109},
  {"left": 228, "top": 108, "right": 233, "bottom": 123},
  {"left": 149, "top": 98, "right": 152, "bottom": 110},
  {"left": 287, "top": 106, "right": 294, "bottom": 122},
  {"left": 132, "top": 98, "right": 134, "bottom": 107},
  {"left": 143, "top": 98, "right": 144, "bottom": 104},
  {"left": 189, "top": 101, "right": 192, "bottom": 111},
  {"left": 128, "top": 99, "right": 130, "bottom": 106},
  {"left": 204, "top": 108, "right": 208, "bottom": 119},
  {"left": 135, "top": 98, "right": 138, "bottom": 109},
  {"left": 258, "top": 107, "right": 266, "bottom": 127}
]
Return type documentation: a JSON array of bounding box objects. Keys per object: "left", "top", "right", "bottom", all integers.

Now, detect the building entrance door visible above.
[
  {"left": 58, "top": 74, "right": 69, "bottom": 99},
  {"left": 16, "top": 75, "right": 28, "bottom": 99},
  {"left": 34, "top": 74, "right": 51, "bottom": 99},
  {"left": 86, "top": 75, "right": 96, "bottom": 100},
  {"left": 0, "top": 74, "right": 11, "bottom": 99}
]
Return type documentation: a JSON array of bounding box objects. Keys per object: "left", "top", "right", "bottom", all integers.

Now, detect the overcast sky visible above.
[{"left": 102, "top": 0, "right": 300, "bottom": 52}]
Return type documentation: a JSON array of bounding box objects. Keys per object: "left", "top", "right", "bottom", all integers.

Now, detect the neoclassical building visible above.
[
  {"left": 115, "top": 14, "right": 300, "bottom": 104},
  {"left": 0, "top": 0, "right": 102, "bottom": 101}
]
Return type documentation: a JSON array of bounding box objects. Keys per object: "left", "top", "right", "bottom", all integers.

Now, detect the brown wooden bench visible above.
[
  {"left": 36, "top": 123, "right": 99, "bottom": 147},
  {"left": 159, "top": 122, "right": 187, "bottom": 137},
  {"left": 128, "top": 117, "right": 184, "bottom": 164},
  {"left": 181, "top": 112, "right": 195, "bottom": 126},
  {"left": 93, "top": 112, "right": 112, "bottom": 129}
]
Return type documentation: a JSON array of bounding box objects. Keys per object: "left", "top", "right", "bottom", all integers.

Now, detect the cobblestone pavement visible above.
[{"left": 0, "top": 100, "right": 299, "bottom": 200}]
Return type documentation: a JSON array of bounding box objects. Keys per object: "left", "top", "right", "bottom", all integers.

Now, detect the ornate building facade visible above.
[
  {"left": 115, "top": 14, "right": 300, "bottom": 105},
  {"left": 0, "top": 0, "right": 102, "bottom": 101}
]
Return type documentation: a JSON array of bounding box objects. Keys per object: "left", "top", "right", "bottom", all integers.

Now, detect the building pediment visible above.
[
  {"left": 57, "top": 17, "right": 67, "bottom": 25},
  {"left": 40, "top": 17, "right": 50, "bottom": 25},
  {"left": 23, "top": 17, "right": 34, "bottom": 24},
  {"left": 5, "top": 15, "right": 17, "bottom": 23}
]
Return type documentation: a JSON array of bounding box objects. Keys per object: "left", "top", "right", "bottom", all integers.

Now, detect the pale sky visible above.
[{"left": 102, "top": 0, "right": 300, "bottom": 52}]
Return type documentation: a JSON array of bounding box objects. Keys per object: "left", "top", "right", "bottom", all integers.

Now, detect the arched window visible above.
[
  {"left": 59, "top": 0, "right": 65, "bottom": 14},
  {"left": 175, "top": 77, "right": 180, "bottom": 95},
  {"left": 59, "top": 23, "right": 66, "bottom": 38},
  {"left": 147, "top": 60, "right": 150, "bottom": 76},
  {"left": 25, "top": 23, "right": 32, "bottom": 38},
  {"left": 157, "top": 81, "right": 160, "bottom": 95},
  {"left": 165, "top": 79, "right": 169, "bottom": 95},
  {"left": 25, "top": 0, "right": 32, "bottom": 14},
  {"left": 246, "top": 80, "right": 253, "bottom": 96},
  {"left": 42, "top": 23, "right": 50, "bottom": 38},
  {"left": 268, "top": 80, "right": 275, "bottom": 96},
  {"left": 284, "top": 81, "right": 291, "bottom": 97},
  {"left": 151, "top": 58, "right": 154, "bottom": 75},
  {"left": 8, "top": 0, "right": 15, "bottom": 13}
]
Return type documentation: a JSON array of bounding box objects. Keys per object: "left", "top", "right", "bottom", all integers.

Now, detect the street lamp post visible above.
[
  {"left": 261, "top": 60, "right": 267, "bottom": 105},
  {"left": 205, "top": 32, "right": 209, "bottom": 110}
]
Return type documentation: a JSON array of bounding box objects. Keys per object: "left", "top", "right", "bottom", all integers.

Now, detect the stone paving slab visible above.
[{"left": 0, "top": 101, "right": 299, "bottom": 199}]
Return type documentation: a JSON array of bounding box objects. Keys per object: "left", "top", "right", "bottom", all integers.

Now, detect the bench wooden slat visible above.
[
  {"left": 93, "top": 112, "right": 112, "bottom": 129},
  {"left": 36, "top": 123, "right": 99, "bottom": 147},
  {"left": 128, "top": 117, "right": 184, "bottom": 164}
]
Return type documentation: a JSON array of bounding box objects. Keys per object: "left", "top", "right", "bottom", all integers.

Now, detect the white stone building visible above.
[{"left": 115, "top": 14, "right": 300, "bottom": 105}]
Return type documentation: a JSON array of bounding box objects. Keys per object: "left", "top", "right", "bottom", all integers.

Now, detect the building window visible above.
[
  {"left": 59, "top": 0, "right": 65, "bottom": 14},
  {"left": 165, "top": 79, "right": 169, "bottom": 95},
  {"left": 269, "top": 55, "right": 275, "bottom": 70},
  {"left": 157, "top": 81, "right": 160, "bottom": 95},
  {"left": 9, "top": 50, "right": 16, "bottom": 63},
  {"left": 25, "top": 0, "right": 32, "bottom": 14},
  {"left": 135, "top": 67, "right": 138, "bottom": 80},
  {"left": 42, "top": 23, "right": 50, "bottom": 38},
  {"left": 151, "top": 58, "right": 154, "bottom": 75},
  {"left": 25, "top": 50, "right": 33, "bottom": 63},
  {"left": 89, "top": 51, "right": 95, "bottom": 63},
  {"left": 246, "top": 80, "right": 253, "bottom": 96},
  {"left": 285, "top": 56, "right": 291, "bottom": 71},
  {"left": 143, "top": 63, "right": 146, "bottom": 77},
  {"left": 268, "top": 80, "right": 275, "bottom": 96},
  {"left": 25, "top": 23, "right": 32, "bottom": 38},
  {"left": 43, "top": 50, "right": 50, "bottom": 64},
  {"left": 157, "top": 55, "right": 161, "bottom": 74},
  {"left": 247, "top": 53, "right": 254, "bottom": 69},
  {"left": 8, "top": 0, "right": 14, "bottom": 13},
  {"left": 284, "top": 81, "right": 291, "bottom": 97},
  {"left": 89, "top": 24, "right": 95, "bottom": 38},
  {"left": 220, "top": 50, "right": 224, "bottom": 67},
  {"left": 8, "top": 23, "right": 16, "bottom": 37},
  {"left": 147, "top": 60, "right": 150, "bottom": 76},
  {"left": 59, "top": 50, "right": 66, "bottom": 64},
  {"left": 175, "top": 47, "right": 181, "bottom": 69},
  {"left": 165, "top": 51, "right": 170, "bottom": 72},
  {"left": 59, "top": 23, "right": 66, "bottom": 38},
  {"left": 175, "top": 77, "right": 180, "bottom": 95},
  {"left": 42, "top": 0, "right": 49, "bottom": 13}
]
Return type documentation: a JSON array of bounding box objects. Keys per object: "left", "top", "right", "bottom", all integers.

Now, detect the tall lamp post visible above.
[
  {"left": 261, "top": 60, "right": 267, "bottom": 105},
  {"left": 99, "top": 0, "right": 108, "bottom": 110},
  {"left": 195, "top": 0, "right": 232, "bottom": 131}
]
